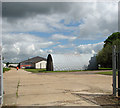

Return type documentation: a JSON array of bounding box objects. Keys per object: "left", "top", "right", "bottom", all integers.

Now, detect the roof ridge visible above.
[{"left": 20, "top": 56, "right": 46, "bottom": 63}]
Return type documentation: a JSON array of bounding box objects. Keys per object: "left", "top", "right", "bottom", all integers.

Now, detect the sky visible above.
[{"left": 2, "top": 1, "right": 118, "bottom": 63}]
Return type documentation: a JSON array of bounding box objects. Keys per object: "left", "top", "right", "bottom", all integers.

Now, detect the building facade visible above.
[
  {"left": 47, "top": 54, "right": 98, "bottom": 71},
  {"left": 35, "top": 61, "right": 46, "bottom": 69},
  {"left": 20, "top": 56, "right": 47, "bottom": 69}
]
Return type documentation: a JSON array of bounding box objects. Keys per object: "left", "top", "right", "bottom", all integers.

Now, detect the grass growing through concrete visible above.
[
  {"left": 3, "top": 68, "right": 11, "bottom": 73},
  {"left": 16, "top": 80, "right": 20, "bottom": 98}
]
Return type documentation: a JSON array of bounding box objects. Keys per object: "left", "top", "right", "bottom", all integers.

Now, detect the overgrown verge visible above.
[{"left": 3, "top": 68, "right": 11, "bottom": 73}]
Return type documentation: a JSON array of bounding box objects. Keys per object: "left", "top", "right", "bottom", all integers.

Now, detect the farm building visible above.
[
  {"left": 8, "top": 63, "right": 18, "bottom": 68},
  {"left": 20, "top": 56, "right": 47, "bottom": 69},
  {"left": 47, "top": 54, "right": 98, "bottom": 71}
]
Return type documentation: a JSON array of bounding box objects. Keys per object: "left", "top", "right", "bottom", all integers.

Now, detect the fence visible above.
[
  {"left": 112, "top": 45, "right": 120, "bottom": 97},
  {"left": 0, "top": 1, "right": 2, "bottom": 106},
  {"left": 0, "top": 55, "right": 3, "bottom": 105}
]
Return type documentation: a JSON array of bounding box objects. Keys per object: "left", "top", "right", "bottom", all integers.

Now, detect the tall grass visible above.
[{"left": 3, "top": 68, "right": 11, "bottom": 73}]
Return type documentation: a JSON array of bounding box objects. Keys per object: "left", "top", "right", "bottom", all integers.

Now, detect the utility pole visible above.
[{"left": 112, "top": 45, "right": 116, "bottom": 96}]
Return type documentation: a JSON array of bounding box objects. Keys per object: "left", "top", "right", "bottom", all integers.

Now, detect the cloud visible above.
[
  {"left": 52, "top": 42, "right": 104, "bottom": 55},
  {"left": 3, "top": 2, "right": 117, "bottom": 38},
  {"left": 2, "top": 2, "right": 118, "bottom": 62},
  {"left": 77, "top": 42, "right": 104, "bottom": 54},
  {"left": 2, "top": 15, "right": 55, "bottom": 33},
  {"left": 78, "top": 2, "right": 118, "bottom": 39},
  {"left": 2, "top": 33, "right": 54, "bottom": 62},
  {"left": 2, "top": 2, "right": 71, "bottom": 18},
  {"left": 47, "top": 49, "right": 53, "bottom": 53},
  {"left": 57, "top": 45, "right": 66, "bottom": 48},
  {"left": 3, "top": 13, "right": 76, "bottom": 33},
  {"left": 52, "top": 34, "right": 77, "bottom": 41}
]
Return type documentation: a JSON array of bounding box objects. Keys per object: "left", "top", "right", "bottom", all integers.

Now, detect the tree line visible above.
[{"left": 97, "top": 32, "right": 120, "bottom": 68}]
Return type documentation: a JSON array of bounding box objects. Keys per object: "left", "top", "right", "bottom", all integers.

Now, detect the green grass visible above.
[
  {"left": 24, "top": 68, "right": 114, "bottom": 74},
  {"left": 3, "top": 68, "right": 11, "bottom": 73},
  {"left": 24, "top": 69, "right": 87, "bottom": 73},
  {"left": 98, "top": 67, "right": 112, "bottom": 70},
  {"left": 97, "top": 71, "right": 118, "bottom": 75},
  {"left": 16, "top": 80, "right": 20, "bottom": 98}
]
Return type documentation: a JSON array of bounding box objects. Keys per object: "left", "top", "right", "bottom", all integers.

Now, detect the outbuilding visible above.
[
  {"left": 47, "top": 54, "right": 98, "bottom": 71},
  {"left": 20, "top": 56, "right": 47, "bottom": 69}
]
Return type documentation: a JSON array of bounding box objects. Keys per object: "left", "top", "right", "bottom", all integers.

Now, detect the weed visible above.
[{"left": 16, "top": 80, "right": 20, "bottom": 98}]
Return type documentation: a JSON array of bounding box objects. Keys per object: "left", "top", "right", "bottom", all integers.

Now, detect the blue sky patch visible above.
[{"left": 60, "top": 19, "right": 84, "bottom": 27}]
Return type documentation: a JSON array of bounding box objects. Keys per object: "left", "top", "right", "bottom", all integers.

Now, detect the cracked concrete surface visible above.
[{"left": 3, "top": 68, "right": 113, "bottom": 106}]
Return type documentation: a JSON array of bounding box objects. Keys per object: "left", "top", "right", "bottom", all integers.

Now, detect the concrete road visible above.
[{"left": 3, "top": 68, "right": 113, "bottom": 106}]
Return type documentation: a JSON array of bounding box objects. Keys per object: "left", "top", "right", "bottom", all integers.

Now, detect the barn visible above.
[
  {"left": 20, "top": 56, "right": 47, "bottom": 69},
  {"left": 46, "top": 54, "right": 98, "bottom": 71}
]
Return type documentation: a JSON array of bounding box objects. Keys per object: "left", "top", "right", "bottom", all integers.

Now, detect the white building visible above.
[
  {"left": 3, "top": 63, "right": 6, "bottom": 68},
  {"left": 35, "top": 60, "right": 46, "bottom": 69},
  {"left": 20, "top": 56, "right": 47, "bottom": 69},
  {"left": 47, "top": 54, "right": 98, "bottom": 71},
  {"left": 8, "top": 63, "right": 18, "bottom": 68}
]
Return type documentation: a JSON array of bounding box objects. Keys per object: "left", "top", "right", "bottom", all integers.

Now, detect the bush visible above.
[{"left": 3, "top": 68, "right": 11, "bottom": 73}]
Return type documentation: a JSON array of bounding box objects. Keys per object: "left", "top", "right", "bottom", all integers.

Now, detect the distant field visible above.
[{"left": 3, "top": 68, "right": 11, "bottom": 73}]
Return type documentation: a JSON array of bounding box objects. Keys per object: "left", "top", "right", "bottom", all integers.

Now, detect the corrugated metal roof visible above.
[
  {"left": 20, "top": 56, "right": 46, "bottom": 64},
  {"left": 48, "top": 54, "right": 97, "bottom": 71}
]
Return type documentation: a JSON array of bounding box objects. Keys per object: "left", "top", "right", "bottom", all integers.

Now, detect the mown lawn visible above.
[{"left": 3, "top": 68, "right": 11, "bottom": 73}]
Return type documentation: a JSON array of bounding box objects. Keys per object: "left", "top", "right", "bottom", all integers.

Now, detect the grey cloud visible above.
[
  {"left": 2, "top": 2, "right": 118, "bottom": 62},
  {"left": 2, "top": 2, "right": 72, "bottom": 18}
]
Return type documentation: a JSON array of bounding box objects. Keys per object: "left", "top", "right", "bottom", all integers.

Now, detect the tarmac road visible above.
[{"left": 3, "top": 68, "right": 114, "bottom": 106}]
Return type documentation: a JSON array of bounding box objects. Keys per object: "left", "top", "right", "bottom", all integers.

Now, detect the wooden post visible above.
[
  {"left": 118, "top": 48, "right": 120, "bottom": 97},
  {"left": 112, "top": 45, "right": 116, "bottom": 96}
]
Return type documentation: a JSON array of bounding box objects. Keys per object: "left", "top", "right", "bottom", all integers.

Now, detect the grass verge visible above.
[
  {"left": 97, "top": 71, "right": 118, "bottom": 75},
  {"left": 98, "top": 67, "right": 112, "bottom": 70},
  {"left": 3, "top": 68, "right": 11, "bottom": 73},
  {"left": 24, "top": 68, "right": 114, "bottom": 74},
  {"left": 24, "top": 69, "right": 87, "bottom": 73}
]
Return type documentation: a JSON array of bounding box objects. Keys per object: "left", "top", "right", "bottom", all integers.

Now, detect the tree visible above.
[
  {"left": 97, "top": 32, "right": 120, "bottom": 68},
  {"left": 104, "top": 32, "right": 120, "bottom": 47},
  {"left": 17, "top": 63, "right": 20, "bottom": 68},
  {"left": 6, "top": 62, "right": 9, "bottom": 67}
]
